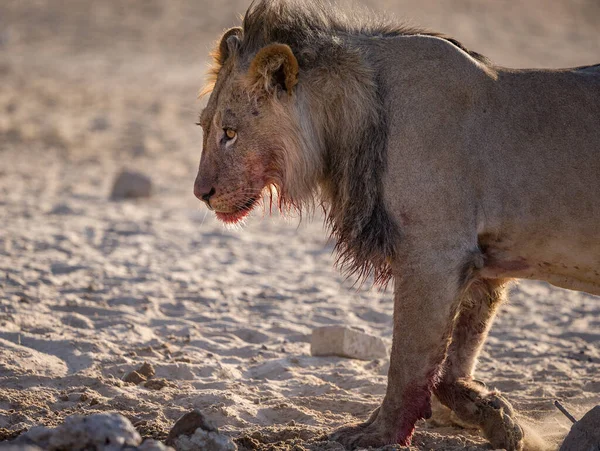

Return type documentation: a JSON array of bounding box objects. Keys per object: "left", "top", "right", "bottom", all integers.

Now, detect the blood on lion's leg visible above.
[
  {"left": 330, "top": 246, "right": 468, "bottom": 448},
  {"left": 434, "top": 279, "right": 525, "bottom": 451}
]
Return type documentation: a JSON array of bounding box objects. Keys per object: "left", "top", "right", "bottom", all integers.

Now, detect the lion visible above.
[{"left": 193, "top": 1, "right": 600, "bottom": 449}]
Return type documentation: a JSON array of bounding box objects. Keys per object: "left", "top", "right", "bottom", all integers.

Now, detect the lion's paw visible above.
[
  {"left": 329, "top": 421, "right": 394, "bottom": 450},
  {"left": 480, "top": 393, "right": 524, "bottom": 451}
]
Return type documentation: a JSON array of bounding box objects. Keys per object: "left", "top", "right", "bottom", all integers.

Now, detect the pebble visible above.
[
  {"left": 48, "top": 203, "right": 77, "bottom": 215},
  {"left": 110, "top": 170, "right": 152, "bottom": 200},
  {"left": 123, "top": 362, "right": 156, "bottom": 384},
  {"left": 61, "top": 313, "right": 95, "bottom": 329},
  {"left": 138, "top": 362, "right": 155, "bottom": 378},
  {"left": 123, "top": 370, "right": 147, "bottom": 385},
  {"left": 166, "top": 409, "right": 237, "bottom": 451},
  {"left": 144, "top": 378, "right": 174, "bottom": 390},
  {"left": 0, "top": 446, "right": 43, "bottom": 451}
]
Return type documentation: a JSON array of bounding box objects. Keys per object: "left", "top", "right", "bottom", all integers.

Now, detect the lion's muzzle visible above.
[{"left": 193, "top": 177, "right": 216, "bottom": 210}]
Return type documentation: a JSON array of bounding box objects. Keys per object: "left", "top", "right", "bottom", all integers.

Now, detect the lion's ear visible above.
[
  {"left": 216, "top": 27, "right": 242, "bottom": 65},
  {"left": 248, "top": 44, "right": 299, "bottom": 95}
]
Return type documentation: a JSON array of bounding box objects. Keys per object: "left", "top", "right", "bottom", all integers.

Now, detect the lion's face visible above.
[
  {"left": 195, "top": 79, "right": 276, "bottom": 223},
  {"left": 194, "top": 38, "right": 300, "bottom": 224}
]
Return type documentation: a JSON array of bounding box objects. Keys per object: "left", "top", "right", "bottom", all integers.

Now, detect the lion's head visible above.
[
  {"left": 193, "top": 0, "right": 403, "bottom": 285},
  {"left": 194, "top": 26, "right": 314, "bottom": 224}
]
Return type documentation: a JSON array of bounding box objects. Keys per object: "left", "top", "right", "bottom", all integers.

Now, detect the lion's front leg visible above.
[{"left": 331, "top": 248, "right": 466, "bottom": 449}]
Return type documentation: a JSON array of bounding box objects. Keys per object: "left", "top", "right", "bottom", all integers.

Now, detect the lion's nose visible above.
[
  {"left": 201, "top": 187, "right": 216, "bottom": 203},
  {"left": 194, "top": 181, "right": 216, "bottom": 207}
]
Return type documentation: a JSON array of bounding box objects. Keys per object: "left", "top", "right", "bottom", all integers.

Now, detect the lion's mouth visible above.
[{"left": 214, "top": 196, "right": 259, "bottom": 224}]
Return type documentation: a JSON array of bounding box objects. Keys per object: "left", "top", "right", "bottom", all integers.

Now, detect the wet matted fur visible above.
[{"left": 193, "top": 1, "right": 600, "bottom": 450}]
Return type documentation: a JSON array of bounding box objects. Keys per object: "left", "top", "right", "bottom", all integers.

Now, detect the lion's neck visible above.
[{"left": 293, "top": 53, "right": 398, "bottom": 285}]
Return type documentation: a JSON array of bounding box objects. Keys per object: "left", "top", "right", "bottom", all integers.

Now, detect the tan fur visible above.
[
  {"left": 199, "top": 27, "right": 243, "bottom": 98},
  {"left": 248, "top": 44, "right": 299, "bottom": 93},
  {"left": 194, "top": 1, "right": 600, "bottom": 450}
]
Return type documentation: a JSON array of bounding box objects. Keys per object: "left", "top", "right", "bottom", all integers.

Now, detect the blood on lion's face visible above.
[
  {"left": 193, "top": 42, "right": 301, "bottom": 224},
  {"left": 194, "top": 82, "right": 275, "bottom": 224}
]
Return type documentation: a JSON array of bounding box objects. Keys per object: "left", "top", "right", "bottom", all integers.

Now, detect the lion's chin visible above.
[
  {"left": 215, "top": 209, "right": 252, "bottom": 224},
  {"left": 214, "top": 196, "right": 259, "bottom": 224}
]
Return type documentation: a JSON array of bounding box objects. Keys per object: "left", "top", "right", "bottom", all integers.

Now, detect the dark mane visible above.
[
  {"left": 228, "top": 0, "right": 489, "bottom": 287},
  {"left": 240, "top": 0, "right": 490, "bottom": 66}
]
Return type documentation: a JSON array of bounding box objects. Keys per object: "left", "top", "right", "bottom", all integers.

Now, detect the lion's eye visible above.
[{"left": 224, "top": 128, "right": 237, "bottom": 140}]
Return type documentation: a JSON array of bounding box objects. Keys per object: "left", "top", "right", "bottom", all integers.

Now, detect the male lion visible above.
[{"left": 193, "top": 1, "right": 600, "bottom": 449}]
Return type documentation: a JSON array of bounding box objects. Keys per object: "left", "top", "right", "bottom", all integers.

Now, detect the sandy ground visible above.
[{"left": 0, "top": 0, "right": 599, "bottom": 449}]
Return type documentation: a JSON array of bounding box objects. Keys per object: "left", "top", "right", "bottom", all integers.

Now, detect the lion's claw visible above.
[{"left": 480, "top": 393, "right": 524, "bottom": 451}]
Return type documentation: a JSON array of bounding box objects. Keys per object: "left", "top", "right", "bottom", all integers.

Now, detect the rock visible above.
[
  {"left": 49, "top": 203, "right": 77, "bottom": 215},
  {"left": 124, "top": 362, "right": 155, "bottom": 384},
  {"left": 137, "top": 440, "right": 174, "bottom": 451},
  {"left": 123, "top": 370, "right": 147, "bottom": 384},
  {"left": 110, "top": 170, "right": 152, "bottom": 200},
  {"left": 144, "top": 378, "right": 175, "bottom": 391},
  {"left": 166, "top": 409, "right": 217, "bottom": 443},
  {"left": 61, "top": 312, "right": 95, "bottom": 329},
  {"left": 138, "top": 362, "right": 155, "bottom": 379},
  {"left": 559, "top": 405, "right": 600, "bottom": 451},
  {"left": 90, "top": 116, "right": 110, "bottom": 132},
  {"left": 0, "top": 445, "right": 43, "bottom": 451},
  {"left": 310, "top": 326, "right": 387, "bottom": 360},
  {"left": 172, "top": 428, "right": 237, "bottom": 451},
  {"left": 166, "top": 409, "right": 236, "bottom": 451},
  {"left": 13, "top": 413, "right": 142, "bottom": 450}
]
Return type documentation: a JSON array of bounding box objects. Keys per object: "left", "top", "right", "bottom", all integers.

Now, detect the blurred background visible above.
[
  {"left": 0, "top": 1, "right": 599, "bottom": 448},
  {"left": 1, "top": 0, "right": 599, "bottom": 177}
]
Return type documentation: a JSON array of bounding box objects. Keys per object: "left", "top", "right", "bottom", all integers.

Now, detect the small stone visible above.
[
  {"left": 123, "top": 370, "right": 147, "bottom": 384},
  {"left": 110, "top": 170, "right": 152, "bottom": 200},
  {"left": 18, "top": 295, "right": 30, "bottom": 303},
  {"left": 166, "top": 409, "right": 217, "bottom": 446},
  {"left": 48, "top": 203, "right": 76, "bottom": 215},
  {"left": 61, "top": 313, "right": 94, "bottom": 329},
  {"left": 144, "top": 379, "right": 175, "bottom": 391},
  {"left": 138, "top": 362, "right": 155, "bottom": 379},
  {"left": 560, "top": 405, "right": 600, "bottom": 451},
  {"left": 90, "top": 116, "right": 110, "bottom": 132},
  {"left": 167, "top": 412, "right": 237, "bottom": 451},
  {"left": 137, "top": 439, "right": 175, "bottom": 451},
  {"left": 310, "top": 326, "right": 388, "bottom": 360},
  {"left": 137, "top": 346, "right": 162, "bottom": 358},
  {"left": 172, "top": 428, "right": 237, "bottom": 451},
  {"left": 57, "top": 392, "right": 87, "bottom": 403},
  {"left": 137, "top": 440, "right": 175, "bottom": 451},
  {"left": 165, "top": 409, "right": 237, "bottom": 451},
  {"left": 0, "top": 445, "right": 43, "bottom": 451}
]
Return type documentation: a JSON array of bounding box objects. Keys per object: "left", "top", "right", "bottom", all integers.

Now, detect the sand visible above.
[{"left": 0, "top": 0, "right": 599, "bottom": 449}]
